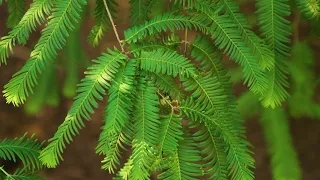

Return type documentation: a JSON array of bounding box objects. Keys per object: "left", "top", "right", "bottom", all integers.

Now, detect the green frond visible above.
[
  {"left": 209, "top": 0, "right": 274, "bottom": 70},
  {"left": 190, "top": 35, "right": 227, "bottom": 76},
  {"left": 130, "top": 39, "right": 181, "bottom": 98},
  {"left": 124, "top": 13, "right": 210, "bottom": 43},
  {"left": 181, "top": 70, "right": 247, "bottom": 168},
  {"left": 190, "top": 35, "right": 222, "bottom": 72},
  {"left": 114, "top": 158, "right": 133, "bottom": 180},
  {"left": 256, "top": 0, "right": 291, "bottom": 108},
  {"left": 130, "top": 41, "right": 181, "bottom": 57},
  {"left": 180, "top": 98, "right": 254, "bottom": 180},
  {"left": 158, "top": 131, "right": 202, "bottom": 180},
  {"left": 88, "top": 0, "right": 118, "bottom": 46},
  {"left": 260, "top": 62, "right": 289, "bottom": 108},
  {"left": 3, "top": 0, "right": 87, "bottom": 106},
  {"left": 261, "top": 108, "right": 301, "bottom": 180},
  {"left": 149, "top": 155, "right": 162, "bottom": 172},
  {"left": 39, "top": 49, "right": 127, "bottom": 168},
  {"left": 189, "top": 121, "right": 228, "bottom": 180},
  {"left": 142, "top": 71, "right": 182, "bottom": 100},
  {"left": 4, "top": 168, "right": 42, "bottom": 180},
  {"left": 0, "top": 0, "right": 2, "bottom": 5},
  {"left": 190, "top": 2, "right": 267, "bottom": 94},
  {"left": 101, "top": 125, "right": 133, "bottom": 173},
  {"left": 0, "top": 0, "right": 54, "bottom": 65},
  {"left": 130, "top": 79, "right": 160, "bottom": 179},
  {"left": 189, "top": 36, "right": 241, "bottom": 127},
  {"left": 136, "top": 48, "right": 197, "bottom": 78},
  {"left": 97, "top": 60, "right": 136, "bottom": 172},
  {"left": 195, "top": 8, "right": 268, "bottom": 95},
  {"left": 296, "top": 0, "right": 320, "bottom": 19},
  {"left": 158, "top": 113, "right": 183, "bottom": 155},
  {"left": 6, "top": 0, "right": 26, "bottom": 28},
  {"left": 0, "top": 133, "right": 44, "bottom": 170},
  {"left": 188, "top": 35, "right": 249, "bottom": 154},
  {"left": 182, "top": 72, "right": 228, "bottom": 115},
  {"left": 129, "top": 0, "right": 151, "bottom": 25}
]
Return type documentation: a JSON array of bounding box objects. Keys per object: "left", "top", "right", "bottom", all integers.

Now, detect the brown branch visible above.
[
  {"left": 184, "top": 29, "right": 188, "bottom": 56},
  {"left": 103, "top": 0, "right": 125, "bottom": 52},
  {"left": 157, "top": 90, "right": 175, "bottom": 113}
]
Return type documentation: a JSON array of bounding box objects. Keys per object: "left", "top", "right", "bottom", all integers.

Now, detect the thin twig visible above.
[
  {"left": 184, "top": 29, "right": 188, "bottom": 56},
  {"left": 103, "top": 0, "right": 125, "bottom": 52},
  {"left": 183, "top": 5, "right": 189, "bottom": 56},
  {"left": 0, "top": 166, "right": 13, "bottom": 179},
  {"left": 181, "top": 40, "right": 191, "bottom": 45},
  {"left": 157, "top": 91, "right": 175, "bottom": 113}
]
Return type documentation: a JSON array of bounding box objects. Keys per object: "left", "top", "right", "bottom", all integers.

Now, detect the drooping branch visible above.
[
  {"left": 103, "top": 0, "right": 125, "bottom": 52},
  {"left": 0, "top": 166, "right": 11, "bottom": 179},
  {"left": 157, "top": 90, "right": 176, "bottom": 113}
]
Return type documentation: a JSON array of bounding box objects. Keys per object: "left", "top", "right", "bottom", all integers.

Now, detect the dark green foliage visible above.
[
  {"left": 181, "top": 97, "right": 254, "bottom": 180},
  {"left": 1, "top": 167, "right": 43, "bottom": 180},
  {"left": 0, "top": 134, "right": 44, "bottom": 179},
  {"left": 124, "top": 13, "right": 210, "bottom": 43},
  {"left": 158, "top": 114, "right": 183, "bottom": 155},
  {"left": 6, "top": 0, "right": 26, "bottom": 28},
  {"left": 256, "top": 0, "right": 291, "bottom": 108},
  {"left": 158, "top": 132, "right": 203, "bottom": 180},
  {"left": 214, "top": 0, "right": 274, "bottom": 70},
  {"left": 137, "top": 48, "right": 197, "bottom": 77},
  {"left": 1, "top": 0, "right": 318, "bottom": 179},
  {"left": 129, "top": 0, "right": 157, "bottom": 25},
  {"left": 189, "top": 121, "right": 228, "bottom": 179},
  {"left": 0, "top": 134, "right": 43, "bottom": 170},
  {"left": 191, "top": 2, "right": 268, "bottom": 95},
  {"left": 39, "top": 48, "right": 127, "bottom": 168}
]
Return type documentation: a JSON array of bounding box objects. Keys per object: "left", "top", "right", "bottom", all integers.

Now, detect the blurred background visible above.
[{"left": 0, "top": 0, "right": 320, "bottom": 179}]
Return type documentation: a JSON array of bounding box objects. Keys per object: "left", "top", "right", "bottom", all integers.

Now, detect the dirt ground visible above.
[{"left": 0, "top": 1, "right": 320, "bottom": 179}]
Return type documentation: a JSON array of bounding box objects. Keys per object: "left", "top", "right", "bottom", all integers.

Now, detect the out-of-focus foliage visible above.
[
  {"left": 235, "top": 40, "right": 320, "bottom": 179},
  {"left": 288, "top": 42, "right": 320, "bottom": 119},
  {"left": 23, "top": 13, "right": 88, "bottom": 115},
  {"left": 262, "top": 108, "right": 301, "bottom": 180},
  {"left": 296, "top": 0, "right": 320, "bottom": 19}
]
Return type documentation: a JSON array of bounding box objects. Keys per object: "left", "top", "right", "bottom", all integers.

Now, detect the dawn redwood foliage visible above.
[{"left": 0, "top": 0, "right": 319, "bottom": 179}]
